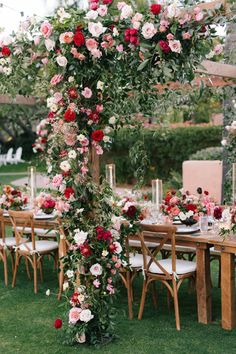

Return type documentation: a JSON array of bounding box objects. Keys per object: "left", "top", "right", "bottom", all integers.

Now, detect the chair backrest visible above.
[
  {"left": 8, "top": 210, "right": 35, "bottom": 250},
  {"left": 6, "top": 148, "right": 13, "bottom": 161},
  {"left": 182, "top": 160, "right": 223, "bottom": 203},
  {"left": 14, "top": 147, "right": 22, "bottom": 161},
  {"left": 139, "top": 224, "right": 177, "bottom": 278},
  {"left": 0, "top": 209, "right": 6, "bottom": 243}
]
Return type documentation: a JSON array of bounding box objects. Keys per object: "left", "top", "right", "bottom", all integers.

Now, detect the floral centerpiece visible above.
[
  {"left": 218, "top": 206, "right": 236, "bottom": 237},
  {"left": 35, "top": 192, "right": 56, "bottom": 214},
  {"left": 0, "top": 185, "right": 28, "bottom": 211},
  {"left": 161, "top": 188, "right": 215, "bottom": 226}
]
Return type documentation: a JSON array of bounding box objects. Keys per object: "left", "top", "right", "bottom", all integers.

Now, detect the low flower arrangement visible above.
[
  {"left": 161, "top": 188, "right": 215, "bottom": 226},
  {"left": 0, "top": 185, "right": 28, "bottom": 211},
  {"left": 218, "top": 206, "right": 236, "bottom": 237},
  {"left": 35, "top": 192, "right": 56, "bottom": 214}
]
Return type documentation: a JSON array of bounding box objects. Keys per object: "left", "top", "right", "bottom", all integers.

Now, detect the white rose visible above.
[
  {"left": 97, "top": 80, "right": 104, "bottom": 91},
  {"left": 46, "top": 289, "right": 50, "bottom": 296},
  {"left": 3, "top": 67, "right": 12, "bottom": 75},
  {"left": 113, "top": 241, "right": 122, "bottom": 254},
  {"left": 120, "top": 5, "right": 133, "bottom": 20},
  {"left": 74, "top": 229, "right": 88, "bottom": 246},
  {"left": 221, "top": 139, "right": 227, "bottom": 147},
  {"left": 56, "top": 55, "right": 68, "bottom": 67},
  {"left": 85, "top": 10, "right": 98, "bottom": 20},
  {"left": 45, "top": 38, "right": 55, "bottom": 51},
  {"left": 77, "top": 134, "right": 86, "bottom": 141},
  {"left": 169, "top": 40, "right": 182, "bottom": 54},
  {"left": 68, "top": 76, "right": 75, "bottom": 82},
  {"left": 87, "top": 120, "right": 93, "bottom": 125},
  {"left": 113, "top": 28, "right": 119, "bottom": 37},
  {"left": 186, "top": 210, "right": 194, "bottom": 218},
  {"left": 88, "top": 22, "right": 106, "bottom": 38},
  {"left": 50, "top": 103, "right": 58, "bottom": 112},
  {"left": 90, "top": 263, "right": 102, "bottom": 276},
  {"left": 63, "top": 281, "right": 69, "bottom": 291},
  {"left": 0, "top": 58, "right": 6, "bottom": 65},
  {"left": 103, "top": 136, "right": 110, "bottom": 143},
  {"left": 102, "top": 250, "right": 108, "bottom": 257},
  {"left": 66, "top": 270, "right": 74, "bottom": 278},
  {"left": 2, "top": 35, "right": 13, "bottom": 46},
  {"left": 179, "top": 212, "right": 187, "bottom": 221},
  {"left": 80, "top": 309, "right": 94, "bottom": 323},
  {"left": 109, "top": 116, "right": 116, "bottom": 125},
  {"left": 68, "top": 150, "right": 77, "bottom": 159},
  {"left": 142, "top": 23, "right": 157, "bottom": 39},
  {"left": 60, "top": 160, "right": 71, "bottom": 172},
  {"left": 104, "top": 126, "right": 111, "bottom": 134},
  {"left": 166, "top": 4, "right": 181, "bottom": 19}
]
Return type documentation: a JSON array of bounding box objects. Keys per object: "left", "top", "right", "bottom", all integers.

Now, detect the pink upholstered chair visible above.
[{"left": 182, "top": 160, "right": 223, "bottom": 203}]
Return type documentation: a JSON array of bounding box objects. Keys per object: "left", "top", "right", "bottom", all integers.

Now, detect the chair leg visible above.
[
  {"left": 3, "top": 251, "right": 8, "bottom": 286},
  {"left": 218, "top": 258, "right": 221, "bottom": 288},
  {"left": 152, "top": 281, "right": 157, "bottom": 309},
  {"left": 167, "top": 286, "right": 172, "bottom": 311},
  {"left": 39, "top": 259, "right": 43, "bottom": 283},
  {"left": 10, "top": 250, "right": 15, "bottom": 274},
  {"left": 126, "top": 271, "right": 133, "bottom": 319},
  {"left": 25, "top": 257, "right": 31, "bottom": 280},
  {"left": 12, "top": 253, "right": 19, "bottom": 288},
  {"left": 138, "top": 279, "right": 148, "bottom": 320},
  {"left": 33, "top": 255, "right": 38, "bottom": 294},
  {"left": 172, "top": 279, "right": 180, "bottom": 331}
]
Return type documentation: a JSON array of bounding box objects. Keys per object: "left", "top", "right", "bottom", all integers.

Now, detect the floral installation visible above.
[
  {"left": 161, "top": 188, "right": 215, "bottom": 226},
  {"left": 216, "top": 206, "right": 236, "bottom": 237},
  {"left": 35, "top": 192, "right": 56, "bottom": 214},
  {"left": 0, "top": 185, "right": 28, "bottom": 211},
  {"left": 0, "top": 0, "right": 227, "bottom": 346}
]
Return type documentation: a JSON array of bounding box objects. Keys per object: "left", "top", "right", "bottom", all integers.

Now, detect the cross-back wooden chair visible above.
[
  {"left": 9, "top": 210, "right": 58, "bottom": 294},
  {"left": 0, "top": 209, "right": 8, "bottom": 285},
  {"left": 138, "top": 224, "right": 196, "bottom": 330}
]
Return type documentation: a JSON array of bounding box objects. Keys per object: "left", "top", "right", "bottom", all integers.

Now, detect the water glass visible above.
[{"left": 199, "top": 215, "right": 208, "bottom": 232}]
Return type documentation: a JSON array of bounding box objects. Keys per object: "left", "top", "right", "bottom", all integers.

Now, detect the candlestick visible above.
[
  {"left": 152, "top": 179, "right": 163, "bottom": 213},
  {"left": 232, "top": 163, "right": 236, "bottom": 204},
  {"left": 28, "top": 166, "right": 36, "bottom": 208},
  {"left": 105, "top": 164, "right": 116, "bottom": 189}
]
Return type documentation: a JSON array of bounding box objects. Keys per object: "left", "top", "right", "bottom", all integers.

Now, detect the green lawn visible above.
[{"left": 0, "top": 257, "right": 235, "bottom": 354}]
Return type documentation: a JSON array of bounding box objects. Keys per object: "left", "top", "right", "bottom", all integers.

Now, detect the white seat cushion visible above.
[
  {"left": 16, "top": 227, "right": 57, "bottom": 237},
  {"left": 19, "top": 240, "right": 58, "bottom": 253},
  {"left": 149, "top": 258, "right": 196, "bottom": 275},
  {"left": 129, "top": 240, "right": 159, "bottom": 248},
  {"left": 210, "top": 247, "right": 221, "bottom": 256},
  {"left": 162, "top": 244, "right": 196, "bottom": 253},
  {"left": 0, "top": 237, "right": 16, "bottom": 247},
  {"left": 129, "top": 253, "right": 146, "bottom": 269}
]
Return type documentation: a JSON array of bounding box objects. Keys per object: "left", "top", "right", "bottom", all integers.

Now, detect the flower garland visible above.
[{"left": 0, "top": 0, "right": 227, "bottom": 345}]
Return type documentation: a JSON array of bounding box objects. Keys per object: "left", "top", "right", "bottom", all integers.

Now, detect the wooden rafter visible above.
[{"left": 196, "top": 60, "right": 236, "bottom": 79}]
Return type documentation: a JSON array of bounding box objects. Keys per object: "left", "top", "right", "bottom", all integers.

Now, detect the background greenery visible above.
[{"left": 102, "top": 126, "right": 222, "bottom": 184}]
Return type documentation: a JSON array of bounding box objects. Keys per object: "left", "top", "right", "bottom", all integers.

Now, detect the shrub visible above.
[
  {"left": 102, "top": 126, "right": 222, "bottom": 184},
  {"left": 189, "top": 146, "right": 223, "bottom": 161}
]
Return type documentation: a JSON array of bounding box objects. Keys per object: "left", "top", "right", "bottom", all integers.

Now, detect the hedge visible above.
[{"left": 102, "top": 126, "right": 222, "bottom": 184}]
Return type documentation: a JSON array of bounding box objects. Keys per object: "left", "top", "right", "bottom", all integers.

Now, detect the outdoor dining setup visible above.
[{"left": 0, "top": 163, "right": 236, "bottom": 334}]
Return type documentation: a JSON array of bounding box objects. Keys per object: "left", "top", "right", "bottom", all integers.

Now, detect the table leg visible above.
[
  {"left": 196, "top": 246, "right": 212, "bottom": 324},
  {"left": 221, "top": 252, "right": 236, "bottom": 330}
]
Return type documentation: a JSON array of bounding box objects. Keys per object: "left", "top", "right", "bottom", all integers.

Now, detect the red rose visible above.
[
  {"left": 80, "top": 244, "right": 91, "bottom": 257},
  {"left": 73, "top": 31, "right": 85, "bottom": 47},
  {"left": 89, "top": 111, "right": 100, "bottom": 124},
  {"left": 64, "top": 187, "right": 75, "bottom": 199},
  {"left": 91, "top": 130, "right": 104, "bottom": 142},
  {"left": 103, "top": 0, "right": 113, "bottom": 4},
  {"left": 64, "top": 109, "right": 76, "bottom": 122},
  {"left": 159, "top": 40, "right": 171, "bottom": 54},
  {"left": 125, "top": 205, "right": 137, "bottom": 218},
  {"left": 150, "top": 4, "right": 161, "bottom": 15},
  {"left": 2, "top": 46, "right": 11, "bottom": 57},
  {"left": 109, "top": 243, "right": 116, "bottom": 253},
  {"left": 68, "top": 88, "right": 78, "bottom": 99},
  {"left": 48, "top": 112, "right": 55, "bottom": 118},
  {"left": 204, "top": 190, "right": 209, "bottom": 196},
  {"left": 41, "top": 138, "right": 47, "bottom": 144},
  {"left": 214, "top": 206, "right": 222, "bottom": 220},
  {"left": 186, "top": 204, "right": 196, "bottom": 212},
  {"left": 54, "top": 318, "right": 62, "bottom": 329}
]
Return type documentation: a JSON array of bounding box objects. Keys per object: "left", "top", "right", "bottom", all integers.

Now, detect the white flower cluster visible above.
[{"left": 0, "top": 57, "right": 12, "bottom": 75}]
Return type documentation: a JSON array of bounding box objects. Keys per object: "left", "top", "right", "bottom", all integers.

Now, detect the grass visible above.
[{"left": 0, "top": 257, "right": 236, "bottom": 354}]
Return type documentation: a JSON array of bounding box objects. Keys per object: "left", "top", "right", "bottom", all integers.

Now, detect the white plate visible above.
[
  {"left": 172, "top": 220, "right": 182, "bottom": 225},
  {"left": 34, "top": 212, "right": 57, "bottom": 220},
  {"left": 176, "top": 225, "right": 200, "bottom": 234}
]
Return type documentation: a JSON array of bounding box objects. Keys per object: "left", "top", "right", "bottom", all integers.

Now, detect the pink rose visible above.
[
  {"left": 116, "top": 44, "right": 124, "bottom": 52},
  {"left": 214, "top": 44, "right": 223, "bottom": 55},
  {"left": 169, "top": 40, "right": 182, "bottom": 54},
  {"left": 141, "top": 22, "right": 157, "bottom": 39},
  {"left": 82, "top": 87, "right": 92, "bottom": 98},
  {"left": 96, "top": 104, "right": 103, "bottom": 112},
  {"left": 93, "top": 279, "right": 101, "bottom": 288},
  {"left": 59, "top": 32, "right": 74, "bottom": 44},
  {"left": 52, "top": 174, "right": 63, "bottom": 188},
  {"left": 88, "top": 22, "right": 105, "bottom": 38},
  {"left": 91, "top": 48, "right": 102, "bottom": 58},
  {"left": 41, "top": 58, "right": 49, "bottom": 65},
  {"left": 34, "top": 36, "right": 41, "bottom": 45},
  {"left": 107, "top": 284, "right": 115, "bottom": 294},
  {"left": 50, "top": 74, "right": 63, "bottom": 86},
  {"left": 69, "top": 307, "right": 81, "bottom": 324},
  {"left": 40, "top": 21, "right": 52, "bottom": 39},
  {"left": 95, "top": 144, "right": 103, "bottom": 155},
  {"left": 167, "top": 33, "right": 174, "bottom": 40},
  {"left": 182, "top": 32, "right": 191, "bottom": 40},
  {"left": 55, "top": 199, "right": 70, "bottom": 213},
  {"left": 86, "top": 38, "right": 98, "bottom": 51},
  {"left": 171, "top": 206, "right": 180, "bottom": 216},
  {"left": 97, "top": 5, "right": 108, "bottom": 17},
  {"left": 65, "top": 133, "right": 77, "bottom": 146}
]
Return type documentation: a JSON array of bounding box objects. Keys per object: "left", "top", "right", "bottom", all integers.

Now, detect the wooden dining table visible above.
[{"left": 2, "top": 213, "right": 236, "bottom": 329}]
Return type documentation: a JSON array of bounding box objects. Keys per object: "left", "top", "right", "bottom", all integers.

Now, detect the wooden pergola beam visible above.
[
  {"left": 0, "top": 94, "right": 38, "bottom": 105},
  {"left": 196, "top": 60, "right": 236, "bottom": 79}
]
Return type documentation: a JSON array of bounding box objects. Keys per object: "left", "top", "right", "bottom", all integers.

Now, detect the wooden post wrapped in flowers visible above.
[{"left": 0, "top": 0, "right": 228, "bottom": 346}]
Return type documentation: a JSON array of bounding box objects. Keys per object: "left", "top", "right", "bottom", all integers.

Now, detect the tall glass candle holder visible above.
[
  {"left": 152, "top": 179, "right": 163, "bottom": 213},
  {"left": 105, "top": 164, "right": 116, "bottom": 189},
  {"left": 28, "top": 166, "right": 37, "bottom": 208},
  {"left": 232, "top": 163, "right": 236, "bottom": 205}
]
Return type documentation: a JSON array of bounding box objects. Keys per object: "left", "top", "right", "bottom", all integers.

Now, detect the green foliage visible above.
[
  {"left": 102, "top": 126, "right": 222, "bottom": 184},
  {"left": 189, "top": 146, "right": 223, "bottom": 161}
]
